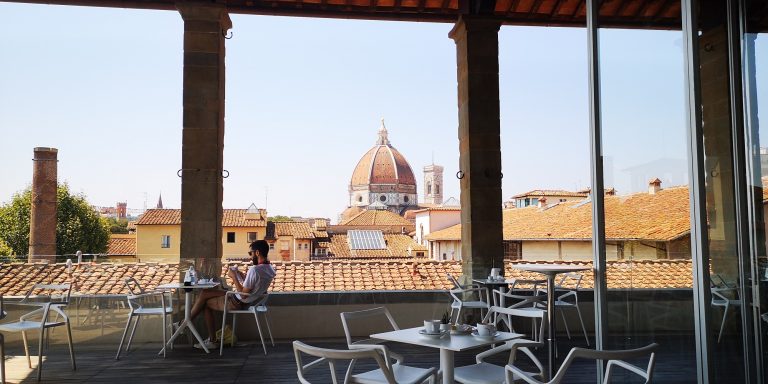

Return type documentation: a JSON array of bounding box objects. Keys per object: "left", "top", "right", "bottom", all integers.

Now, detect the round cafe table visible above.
[
  {"left": 156, "top": 282, "right": 220, "bottom": 354},
  {"left": 509, "top": 264, "right": 591, "bottom": 381}
]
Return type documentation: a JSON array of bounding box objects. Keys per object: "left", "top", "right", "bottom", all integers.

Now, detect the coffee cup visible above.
[
  {"left": 424, "top": 320, "right": 441, "bottom": 334},
  {"left": 476, "top": 323, "right": 496, "bottom": 336}
]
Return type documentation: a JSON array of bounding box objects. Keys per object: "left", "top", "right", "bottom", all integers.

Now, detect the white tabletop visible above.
[
  {"left": 510, "top": 264, "right": 591, "bottom": 276},
  {"left": 157, "top": 282, "right": 219, "bottom": 290},
  {"left": 371, "top": 326, "right": 523, "bottom": 352},
  {"left": 472, "top": 278, "right": 510, "bottom": 285}
]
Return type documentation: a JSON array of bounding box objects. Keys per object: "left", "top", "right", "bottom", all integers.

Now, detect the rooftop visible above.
[
  {"left": 136, "top": 209, "right": 267, "bottom": 227},
  {"left": 338, "top": 209, "right": 414, "bottom": 226}
]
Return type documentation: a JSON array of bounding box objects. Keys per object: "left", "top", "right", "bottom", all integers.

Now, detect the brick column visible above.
[
  {"left": 29, "top": 147, "right": 58, "bottom": 263},
  {"left": 177, "top": 2, "right": 231, "bottom": 278},
  {"left": 450, "top": 16, "right": 504, "bottom": 281}
]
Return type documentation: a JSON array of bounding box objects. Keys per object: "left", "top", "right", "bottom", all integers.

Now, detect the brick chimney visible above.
[
  {"left": 538, "top": 197, "right": 547, "bottom": 208},
  {"left": 648, "top": 178, "right": 662, "bottom": 195},
  {"left": 29, "top": 147, "right": 58, "bottom": 263}
]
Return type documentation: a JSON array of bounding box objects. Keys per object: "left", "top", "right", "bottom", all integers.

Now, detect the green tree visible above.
[
  {"left": 268, "top": 215, "right": 292, "bottom": 222},
  {"left": 105, "top": 217, "right": 129, "bottom": 234},
  {"left": 0, "top": 184, "right": 110, "bottom": 256}
]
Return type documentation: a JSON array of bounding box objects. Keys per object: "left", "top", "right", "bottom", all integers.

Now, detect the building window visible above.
[
  {"left": 435, "top": 184, "right": 439, "bottom": 194},
  {"left": 304, "top": 243, "right": 309, "bottom": 249},
  {"left": 161, "top": 235, "right": 171, "bottom": 248},
  {"left": 357, "top": 195, "right": 363, "bottom": 202},
  {"left": 427, "top": 182, "right": 432, "bottom": 194},
  {"left": 269, "top": 243, "right": 275, "bottom": 250},
  {"left": 503, "top": 241, "right": 522, "bottom": 260},
  {"left": 380, "top": 195, "right": 387, "bottom": 202},
  {"left": 559, "top": 198, "right": 566, "bottom": 202},
  {"left": 404, "top": 196, "right": 409, "bottom": 203},
  {"left": 247, "top": 232, "right": 258, "bottom": 242},
  {"left": 226, "top": 232, "right": 236, "bottom": 243}
]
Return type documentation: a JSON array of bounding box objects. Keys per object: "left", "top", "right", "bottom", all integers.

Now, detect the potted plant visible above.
[{"left": 440, "top": 310, "right": 452, "bottom": 331}]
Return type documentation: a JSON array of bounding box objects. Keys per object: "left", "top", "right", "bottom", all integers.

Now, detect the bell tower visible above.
[{"left": 423, "top": 164, "right": 443, "bottom": 205}]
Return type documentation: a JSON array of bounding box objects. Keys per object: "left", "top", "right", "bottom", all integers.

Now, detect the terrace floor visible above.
[{"left": 0, "top": 333, "right": 718, "bottom": 384}]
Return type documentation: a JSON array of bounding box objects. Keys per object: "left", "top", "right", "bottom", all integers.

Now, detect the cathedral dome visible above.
[{"left": 350, "top": 120, "right": 416, "bottom": 187}]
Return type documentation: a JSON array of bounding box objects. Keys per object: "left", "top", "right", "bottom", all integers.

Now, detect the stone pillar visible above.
[
  {"left": 177, "top": 2, "right": 231, "bottom": 278},
  {"left": 449, "top": 16, "right": 504, "bottom": 281},
  {"left": 29, "top": 147, "right": 58, "bottom": 263}
]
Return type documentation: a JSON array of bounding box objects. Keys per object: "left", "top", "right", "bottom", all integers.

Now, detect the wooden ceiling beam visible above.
[
  {"left": 633, "top": 0, "right": 654, "bottom": 18},
  {"left": 418, "top": 0, "right": 427, "bottom": 12},
  {"left": 529, "top": 0, "right": 544, "bottom": 14},
  {"left": 441, "top": 0, "right": 451, "bottom": 12},
  {"left": 570, "top": 0, "right": 584, "bottom": 18},
  {"left": 550, "top": 0, "right": 566, "bottom": 17},
  {"left": 652, "top": 0, "right": 675, "bottom": 20},
  {"left": 506, "top": 0, "right": 520, "bottom": 15},
  {"left": 614, "top": 0, "right": 631, "bottom": 17}
]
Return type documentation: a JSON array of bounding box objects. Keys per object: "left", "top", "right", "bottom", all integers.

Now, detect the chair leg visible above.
[
  {"left": 718, "top": 304, "right": 730, "bottom": 343},
  {"left": 263, "top": 311, "right": 274, "bottom": 347},
  {"left": 574, "top": 304, "right": 589, "bottom": 346},
  {"left": 161, "top": 312, "right": 167, "bottom": 359},
  {"left": 126, "top": 315, "right": 141, "bottom": 352},
  {"left": 1, "top": 334, "right": 5, "bottom": 384},
  {"left": 232, "top": 315, "right": 237, "bottom": 348},
  {"left": 253, "top": 313, "right": 267, "bottom": 355},
  {"left": 37, "top": 327, "right": 44, "bottom": 381},
  {"left": 220, "top": 309, "right": 228, "bottom": 356},
  {"left": 115, "top": 312, "right": 134, "bottom": 360},
  {"left": 560, "top": 308, "right": 572, "bottom": 340},
  {"left": 21, "top": 331, "right": 31, "bottom": 369},
  {"left": 66, "top": 320, "right": 76, "bottom": 371}
]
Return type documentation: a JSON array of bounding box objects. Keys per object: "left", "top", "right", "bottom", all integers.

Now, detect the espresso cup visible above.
[
  {"left": 476, "top": 323, "right": 496, "bottom": 336},
  {"left": 424, "top": 320, "right": 441, "bottom": 333}
]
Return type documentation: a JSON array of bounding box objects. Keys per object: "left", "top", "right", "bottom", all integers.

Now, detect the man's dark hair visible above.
[{"left": 249, "top": 240, "right": 270, "bottom": 259}]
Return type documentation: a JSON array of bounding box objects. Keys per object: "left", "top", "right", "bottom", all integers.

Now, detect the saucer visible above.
[
  {"left": 418, "top": 329, "right": 448, "bottom": 339},
  {"left": 450, "top": 326, "right": 472, "bottom": 335},
  {"left": 471, "top": 330, "right": 499, "bottom": 340}
]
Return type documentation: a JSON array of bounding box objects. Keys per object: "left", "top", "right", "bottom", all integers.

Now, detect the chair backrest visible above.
[
  {"left": 22, "top": 283, "right": 72, "bottom": 305},
  {"left": 483, "top": 306, "right": 545, "bottom": 342},
  {"left": 557, "top": 273, "right": 583, "bottom": 290},
  {"left": 293, "top": 340, "right": 396, "bottom": 384},
  {"left": 124, "top": 277, "right": 145, "bottom": 295},
  {"left": 447, "top": 274, "right": 463, "bottom": 289},
  {"left": 340, "top": 307, "right": 399, "bottom": 348},
  {"left": 551, "top": 343, "right": 658, "bottom": 384},
  {"left": 493, "top": 288, "right": 547, "bottom": 309}
]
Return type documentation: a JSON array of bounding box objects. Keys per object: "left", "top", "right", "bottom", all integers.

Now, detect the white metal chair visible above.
[
  {"left": 505, "top": 343, "right": 658, "bottom": 384},
  {"left": 220, "top": 291, "right": 274, "bottom": 355},
  {"left": 0, "top": 295, "right": 6, "bottom": 384},
  {"left": 447, "top": 275, "right": 490, "bottom": 325},
  {"left": 492, "top": 283, "right": 547, "bottom": 332},
  {"left": 711, "top": 286, "right": 742, "bottom": 343},
  {"left": 115, "top": 277, "right": 173, "bottom": 359},
  {"left": 340, "top": 307, "right": 406, "bottom": 365},
  {"left": 454, "top": 306, "right": 546, "bottom": 384},
  {"left": 537, "top": 273, "right": 589, "bottom": 345},
  {"left": 293, "top": 340, "right": 438, "bottom": 384},
  {"left": 0, "top": 284, "right": 75, "bottom": 382}
]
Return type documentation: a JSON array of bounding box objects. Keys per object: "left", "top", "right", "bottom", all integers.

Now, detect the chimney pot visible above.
[{"left": 648, "top": 178, "right": 662, "bottom": 195}]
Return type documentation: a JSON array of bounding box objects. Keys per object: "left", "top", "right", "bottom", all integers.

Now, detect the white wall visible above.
[{"left": 431, "top": 240, "right": 462, "bottom": 261}]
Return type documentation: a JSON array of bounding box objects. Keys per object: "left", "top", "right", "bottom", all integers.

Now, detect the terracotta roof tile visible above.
[
  {"left": 274, "top": 221, "right": 315, "bottom": 239},
  {"left": 339, "top": 210, "right": 413, "bottom": 226},
  {"left": 326, "top": 234, "right": 427, "bottom": 259},
  {"left": 107, "top": 236, "right": 136, "bottom": 256},
  {"left": 137, "top": 209, "right": 266, "bottom": 227},
  {"left": 512, "top": 190, "right": 588, "bottom": 199},
  {"left": 0, "top": 259, "right": 692, "bottom": 297},
  {"left": 427, "top": 186, "right": 691, "bottom": 242}
]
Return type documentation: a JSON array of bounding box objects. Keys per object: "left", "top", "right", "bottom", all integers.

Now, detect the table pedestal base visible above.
[{"left": 159, "top": 290, "right": 211, "bottom": 354}]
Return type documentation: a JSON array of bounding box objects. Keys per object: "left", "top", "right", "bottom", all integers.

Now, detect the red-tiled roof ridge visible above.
[{"left": 137, "top": 209, "right": 267, "bottom": 227}]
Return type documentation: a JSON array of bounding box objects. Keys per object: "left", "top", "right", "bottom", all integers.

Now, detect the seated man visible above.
[{"left": 189, "top": 240, "right": 276, "bottom": 349}]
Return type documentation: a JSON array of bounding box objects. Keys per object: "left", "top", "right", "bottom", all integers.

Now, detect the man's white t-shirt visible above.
[{"left": 236, "top": 263, "right": 276, "bottom": 302}]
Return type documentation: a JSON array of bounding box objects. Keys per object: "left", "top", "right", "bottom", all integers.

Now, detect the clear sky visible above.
[{"left": 1, "top": 3, "right": 765, "bottom": 222}]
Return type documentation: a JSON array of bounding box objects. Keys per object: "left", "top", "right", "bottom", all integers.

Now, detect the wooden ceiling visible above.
[{"left": 5, "top": 0, "right": 768, "bottom": 31}]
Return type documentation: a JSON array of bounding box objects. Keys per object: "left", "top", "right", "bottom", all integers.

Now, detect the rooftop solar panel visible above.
[{"left": 348, "top": 230, "right": 386, "bottom": 250}]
